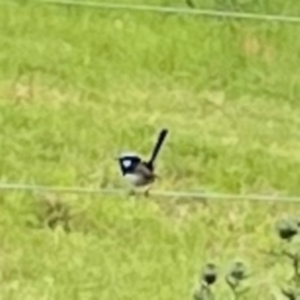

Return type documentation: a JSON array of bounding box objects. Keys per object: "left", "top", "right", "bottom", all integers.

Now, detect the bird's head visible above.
[{"left": 116, "top": 152, "right": 142, "bottom": 175}]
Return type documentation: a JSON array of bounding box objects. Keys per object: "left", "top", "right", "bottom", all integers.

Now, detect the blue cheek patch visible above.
[{"left": 122, "top": 159, "right": 132, "bottom": 169}]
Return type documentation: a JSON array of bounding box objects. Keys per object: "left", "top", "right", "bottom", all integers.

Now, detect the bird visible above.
[{"left": 116, "top": 128, "right": 169, "bottom": 195}]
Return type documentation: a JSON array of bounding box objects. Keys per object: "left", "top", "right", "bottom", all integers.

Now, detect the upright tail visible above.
[{"left": 147, "top": 128, "right": 169, "bottom": 169}]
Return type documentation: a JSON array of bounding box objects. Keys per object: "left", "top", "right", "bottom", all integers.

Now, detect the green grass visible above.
[{"left": 1, "top": 1, "right": 300, "bottom": 299}]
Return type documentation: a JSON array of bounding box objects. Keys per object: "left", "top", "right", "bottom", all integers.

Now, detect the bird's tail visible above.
[{"left": 147, "top": 129, "right": 168, "bottom": 169}]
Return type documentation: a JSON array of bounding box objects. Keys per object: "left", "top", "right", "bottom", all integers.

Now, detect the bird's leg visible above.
[
  {"left": 128, "top": 189, "right": 136, "bottom": 198},
  {"left": 144, "top": 186, "right": 151, "bottom": 198}
]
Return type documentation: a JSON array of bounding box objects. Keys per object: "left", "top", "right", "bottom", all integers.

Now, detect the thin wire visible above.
[
  {"left": 1, "top": 182, "right": 300, "bottom": 203},
  {"left": 39, "top": 0, "right": 300, "bottom": 24}
]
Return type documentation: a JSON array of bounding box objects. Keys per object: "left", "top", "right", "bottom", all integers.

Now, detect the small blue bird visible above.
[{"left": 117, "top": 129, "right": 169, "bottom": 194}]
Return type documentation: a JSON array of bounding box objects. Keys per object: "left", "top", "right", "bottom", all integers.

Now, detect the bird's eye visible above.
[{"left": 122, "top": 159, "right": 132, "bottom": 168}]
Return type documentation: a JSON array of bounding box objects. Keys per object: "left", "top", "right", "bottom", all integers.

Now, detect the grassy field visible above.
[{"left": 1, "top": 1, "right": 300, "bottom": 299}]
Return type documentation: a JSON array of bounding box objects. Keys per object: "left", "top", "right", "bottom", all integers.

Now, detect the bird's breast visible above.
[{"left": 124, "top": 173, "right": 152, "bottom": 186}]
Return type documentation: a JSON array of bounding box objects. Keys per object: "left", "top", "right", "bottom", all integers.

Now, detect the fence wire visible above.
[
  {"left": 39, "top": 0, "right": 300, "bottom": 24},
  {"left": 1, "top": 182, "right": 300, "bottom": 204}
]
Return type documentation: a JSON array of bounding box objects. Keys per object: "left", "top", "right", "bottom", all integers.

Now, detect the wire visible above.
[
  {"left": 1, "top": 182, "right": 300, "bottom": 204},
  {"left": 39, "top": 0, "right": 300, "bottom": 24},
  {"left": 0, "top": 183, "right": 122, "bottom": 196}
]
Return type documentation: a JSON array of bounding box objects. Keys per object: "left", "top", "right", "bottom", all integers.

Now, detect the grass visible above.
[{"left": 1, "top": 1, "right": 300, "bottom": 299}]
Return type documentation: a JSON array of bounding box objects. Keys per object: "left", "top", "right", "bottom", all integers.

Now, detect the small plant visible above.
[
  {"left": 282, "top": 286, "right": 300, "bottom": 300},
  {"left": 193, "top": 263, "right": 218, "bottom": 300},
  {"left": 225, "top": 261, "right": 250, "bottom": 300},
  {"left": 35, "top": 194, "right": 72, "bottom": 232},
  {"left": 277, "top": 218, "right": 299, "bottom": 242},
  {"left": 263, "top": 217, "right": 300, "bottom": 298},
  {"left": 275, "top": 218, "right": 300, "bottom": 286}
]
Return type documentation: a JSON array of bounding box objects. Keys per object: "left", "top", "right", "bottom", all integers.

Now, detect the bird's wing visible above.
[{"left": 135, "top": 163, "right": 156, "bottom": 179}]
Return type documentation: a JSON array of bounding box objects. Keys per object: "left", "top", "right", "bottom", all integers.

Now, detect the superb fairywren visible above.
[{"left": 117, "top": 129, "right": 169, "bottom": 193}]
